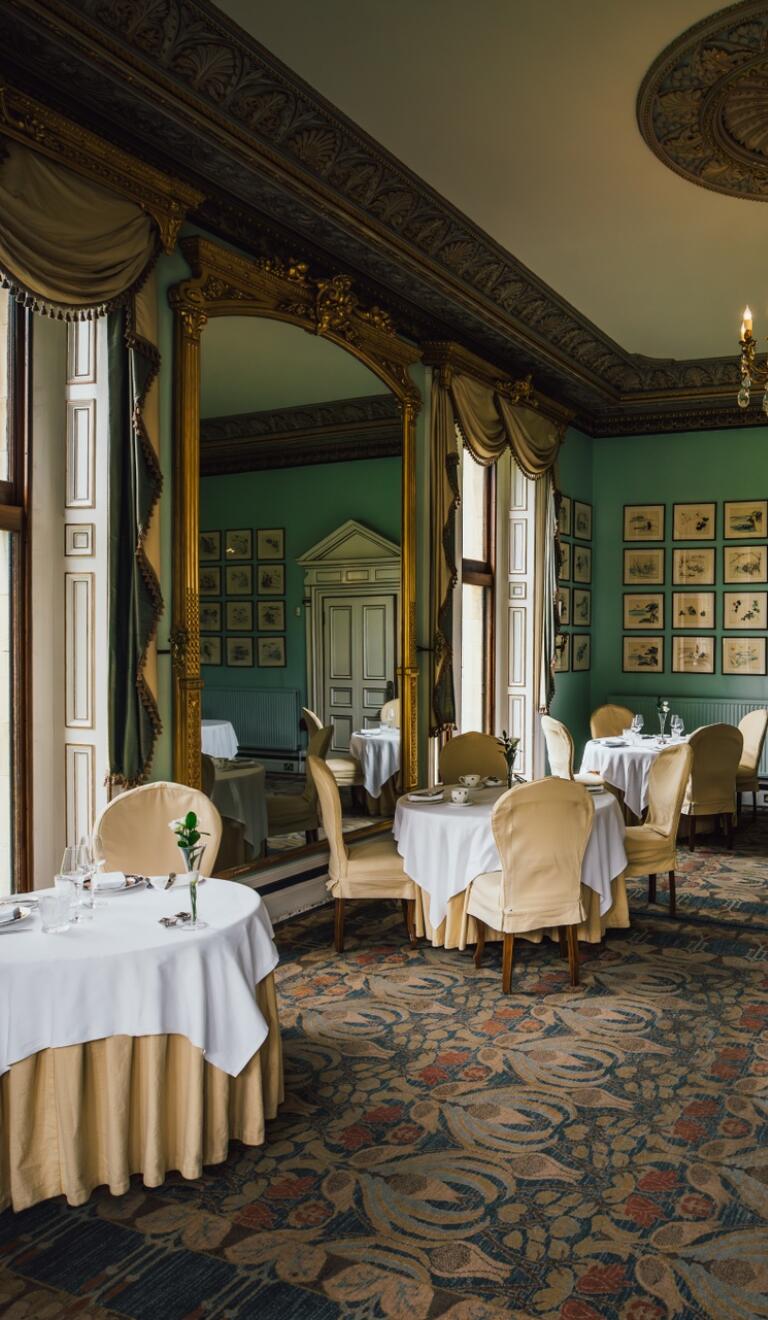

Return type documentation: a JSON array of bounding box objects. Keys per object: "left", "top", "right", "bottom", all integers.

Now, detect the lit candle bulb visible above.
[{"left": 742, "top": 305, "right": 753, "bottom": 337}]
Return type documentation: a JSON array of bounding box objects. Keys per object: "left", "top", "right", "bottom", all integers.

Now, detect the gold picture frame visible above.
[
  {"left": 723, "top": 591, "right": 767, "bottom": 630},
  {"left": 722, "top": 636, "right": 766, "bottom": 675},
  {"left": 623, "top": 592, "right": 663, "bottom": 629},
  {"left": 624, "top": 548, "right": 664, "bottom": 585},
  {"left": 724, "top": 545, "right": 767, "bottom": 584},
  {"left": 673, "top": 548, "right": 715, "bottom": 586},
  {"left": 672, "top": 503, "right": 715, "bottom": 541},
  {"left": 672, "top": 635, "right": 714, "bottom": 674},
  {"left": 623, "top": 635, "right": 663, "bottom": 673},
  {"left": 724, "top": 500, "right": 767, "bottom": 539},
  {"left": 624, "top": 504, "right": 664, "bottom": 541},
  {"left": 672, "top": 591, "right": 714, "bottom": 629}
]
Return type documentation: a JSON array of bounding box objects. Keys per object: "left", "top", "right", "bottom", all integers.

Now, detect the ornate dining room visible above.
[{"left": 1, "top": 3, "right": 767, "bottom": 1318}]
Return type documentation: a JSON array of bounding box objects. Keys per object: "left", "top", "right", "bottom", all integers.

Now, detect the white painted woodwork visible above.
[
  {"left": 495, "top": 453, "right": 542, "bottom": 778},
  {"left": 65, "top": 743, "right": 95, "bottom": 847},
  {"left": 65, "top": 399, "right": 95, "bottom": 508},
  {"left": 65, "top": 572, "right": 94, "bottom": 728}
]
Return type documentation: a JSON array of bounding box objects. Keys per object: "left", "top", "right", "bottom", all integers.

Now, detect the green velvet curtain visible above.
[{"left": 107, "top": 308, "right": 163, "bottom": 787}]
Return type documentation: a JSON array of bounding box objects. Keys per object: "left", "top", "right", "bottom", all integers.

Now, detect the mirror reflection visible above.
[{"left": 198, "top": 317, "right": 402, "bottom": 866}]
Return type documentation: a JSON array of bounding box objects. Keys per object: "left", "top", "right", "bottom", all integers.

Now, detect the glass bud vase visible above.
[
  {"left": 179, "top": 843, "right": 206, "bottom": 929},
  {"left": 506, "top": 755, "right": 517, "bottom": 789}
]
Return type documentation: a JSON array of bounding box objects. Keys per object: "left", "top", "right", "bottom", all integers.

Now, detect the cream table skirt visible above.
[
  {"left": 413, "top": 877, "right": 630, "bottom": 948},
  {"left": 0, "top": 974, "right": 283, "bottom": 1213}
]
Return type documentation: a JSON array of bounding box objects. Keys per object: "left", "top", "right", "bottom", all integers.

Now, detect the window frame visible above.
[{"left": 460, "top": 451, "right": 496, "bottom": 733}]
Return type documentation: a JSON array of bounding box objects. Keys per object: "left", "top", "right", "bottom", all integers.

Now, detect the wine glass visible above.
[
  {"left": 59, "top": 845, "right": 84, "bottom": 922},
  {"left": 671, "top": 714, "right": 684, "bottom": 739},
  {"left": 631, "top": 714, "right": 644, "bottom": 735}
]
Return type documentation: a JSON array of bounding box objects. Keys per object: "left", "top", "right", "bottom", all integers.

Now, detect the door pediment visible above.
[{"left": 298, "top": 519, "right": 400, "bottom": 568}]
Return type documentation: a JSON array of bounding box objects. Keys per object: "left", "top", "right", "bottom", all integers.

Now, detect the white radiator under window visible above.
[{"left": 609, "top": 694, "right": 768, "bottom": 776}]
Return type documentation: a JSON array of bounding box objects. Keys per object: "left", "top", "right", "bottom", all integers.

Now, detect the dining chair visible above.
[
  {"left": 680, "top": 723, "right": 743, "bottom": 851},
  {"left": 736, "top": 709, "right": 767, "bottom": 823},
  {"left": 93, "top": 781, "right": 223, "bottom": 876},
  {"left": 380, "top": 698, "right": 400, "bottom": 727},
  {"left": 438, "top": 731, "right": 507, "bottom": 783},
  {"left": 265, "top": 723, "right": 333, "bottom": 845},
  {"left": 466, "top": 777, "right": 594, "bottom": 992},
  {"left": 200, "top": 754, "right": 248, "bottom": 869},
  {"left": 590, "top": 703, "right": 635, "bottom": 740},
  {"left": 540, "top": 715, "right": 604, "bottom": 786},
  {"left": 303, "top": 706, "right": 364, "bottom": 797},
  {"left": 308, "top": 754, "right": 417, "bottom": 952},
  {"left": 624, "top": 742, "right": 693, "bottom": 915}
]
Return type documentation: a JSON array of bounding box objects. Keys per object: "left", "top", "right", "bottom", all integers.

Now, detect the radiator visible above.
[
  {"left": 202, "top": 686, "right": 301, "bottom": 751},
  {"left": 609, "top": 693, "right": 768, "bottom": 777}
]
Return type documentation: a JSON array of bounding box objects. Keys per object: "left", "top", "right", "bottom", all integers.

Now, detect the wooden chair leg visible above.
[
  {"left": 724, "top": 812, "right": 734, "bottom": 850},
  {"left": 502, "top": 932, "right": 515, "bottom": 993},
  {"left": 668, "top": 869, "right": 676, "bottom": 917},
  {"left": 648, "top": 873, "right": 657, "bottom": 903},
  {"left": 566, "top": 925, "right": 580, "bottom": 988},
  {"left": 473, "top": 919, "right": 486, "bottom": 968},
  {"left": 402, "top": 898, "right": 417, "bottom": 946},
  {"left": 558, "top": 926, "right": 568, "bottom": 959},
  {"left": 737, "top": 791, "right": 742, "bottom": 824},
  {"left": 688, "top": 815, "right": 696, "bottom": 852},
  {"left": 305, "top": 828, "right": 319, "bottom": 845},
  {"left": 334, "top": 898, "right": 345, "bottom": 953}
]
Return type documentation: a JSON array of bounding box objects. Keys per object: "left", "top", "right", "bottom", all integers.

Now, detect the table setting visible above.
[
  {"left": 349, "top": 723, "right": 401, "bottom": 799},
  {"left": 580, "top": 707, "right": 688, "bottom": 817}
]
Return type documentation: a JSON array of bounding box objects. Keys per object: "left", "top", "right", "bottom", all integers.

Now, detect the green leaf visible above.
[{"left": 185, "top": 811, "right": 197, "bottom": 829}]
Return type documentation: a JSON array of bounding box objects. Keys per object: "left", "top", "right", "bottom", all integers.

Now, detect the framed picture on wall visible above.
[
  {"left": 226, "top": 637, "right": 254, "bottom": 667},
  {"left": 200, "top": 602, "right": 221, "bottom": 631},
  {"left": 724, "top": 545, "right": 767, "bottom": 584},
  {"left": 672, "top": 635, "right": 715, "bottom": 674},
  {"left": 722, "top": 636, "right": 767, "bottom": 675},
  {"left": 226, "top": 601, "right": 253, "bottom": 631},
  {"left": 724, "top": 500, "right": 767, "bottom": 539},
  {"left": 200, "top": 531, "right": 221, "bottom": 561},
  {"left": 574, "top": 500, "right": 592, "bottom": 540},
  {"left": 257, "top": 528, "right": 285, "bottom": 560},
  {"left": 573, "top": 544, "right": 591, "bottom": 583},
  {"left": 557, "top": 495, "right": 572, "bottom": 536},
  {"left": 624, "top": 504, "right": 664, "bottom": 541},
  {"left": 258, "top": 636, "right": 286, "bottom": 668},
  {"left": 257, "top": 564, "right": 285, "bottom": 595},
  {"left": 673, "top": 548, "right": 715, "bottom": 585},
  {"left": 257, "top": 600, "right": 286, "bottom": 631},
  {"left": 200, "top": 566, "right": 221, "bottom": 595},
  {"left": 624, "top": 548, "right": 664, "bottom": 585},
  {"left": 554, "top": 633, "right": 570, "bottom": 673},
  {"left": 572, "top": 634, "right": 591, "bottom": 671},
  {"left": 200, "top": 636, "right": 221, "bottom": 666},
  {"left": 558, "top": 541, "right": 571, "bottom": 581},
  {"left": 572, "top": 587, "right": 591, "bottom": 626},
  {"left": 723, "top": 591, "right": 767, "bottom": 629},
  {"left": 673, "top": 591, "right": 714, "bottom": 629},
  {"left": 623, "top": 592, "right": 663, "bottom": 629},
  {"left": 225, "top": 529, "right": 252, "bottom": 561},
  {"left": 225, "top": 564, "right": 253, "bottom": 595},
  {"left": 557, "top": 585, "right": 570, "bottom": 625},
  {"left": 672, "top": 503, "right": 716, "bottom": 541},
  {"left": 623, "top": 635, "right": 663, "bottom": 673}
]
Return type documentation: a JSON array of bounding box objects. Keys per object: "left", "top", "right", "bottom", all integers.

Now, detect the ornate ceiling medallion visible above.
[{"left": 638, "top": 1, "right": 768, "bottom": 201}]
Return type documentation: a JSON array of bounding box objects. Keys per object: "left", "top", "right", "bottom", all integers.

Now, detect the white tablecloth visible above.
[
  {"left": 349, "top": 728, "right": 401, "bottom": 798},
  {"left": 0, "top": 878, "right": 278, "bottom": 1078},
  {"left": 579, "top": 737, "right": 688, "bottom": 817},
  {"left": 212, "top": 761, "right": 268, "bottom": 852},
  {"left": 202, "top": 719, "right": 239, "bottom": 760},
  {"left": 393, "top": 785, "right": 626, "bottom": 927}
]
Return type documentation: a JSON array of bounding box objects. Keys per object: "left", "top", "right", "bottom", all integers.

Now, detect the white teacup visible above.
[
  {"left": 458, "top": 774, "right": 482, "bottom": 788},
  {"left": 451, "top": 786, "right": 470, "bottom": 804}
]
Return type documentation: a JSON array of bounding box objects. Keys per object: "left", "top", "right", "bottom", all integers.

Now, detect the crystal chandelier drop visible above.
[{"left": 737, "top": 307, "right": 768, "bottom": 414}]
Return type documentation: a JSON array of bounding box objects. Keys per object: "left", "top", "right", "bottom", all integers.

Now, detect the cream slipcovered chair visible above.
[
  {"left": 736, "top": 709, "right": 767, "bottom": 822},
  {"left": 590, "top": 704, "right": 635, "bottom": 740},
  {"left": 624, "top": 742, "right": 693, "bottom": 916},
  {"left": 266, "top": 722, "right": 332, "bottom": 845},
  {"left": 467, "top": 778, "right": 594, "bottom": 992},
  {"left": 438, "top": 732, "right": 507, "bottom": 783},
  {"left": 303, "top": 706, "right": 364, "bottom": 795},
  {"left": 200, "top": 754, "right": 248, "bottom": 870},
  {"left": 681, "top": 723, "right": 743, "bottom": 851},
  {"left": 381, "top": 698, "right": 400, "bottom": 728},
  {"left": 541, "top": 715, "right": 603, "bottom": 786},
  {"left": 308, "top": 754, "right": 416, "bottom": 952},
  {"left": 93, "top": 781, "right": 222, "bottom": 876}
]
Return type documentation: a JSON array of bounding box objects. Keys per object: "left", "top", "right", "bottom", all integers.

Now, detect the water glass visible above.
[
  {"left": 671, "top": 714, "right": 684, "bottom": 738},
  {"left": 631, "top": 714, "right": 644, "bottom": 734},
  {"left": 40, "top": 890, "right": 72, "bottom": 933},
  {"left": 55, "top": 872, "right": 80, "bottom": 923}
]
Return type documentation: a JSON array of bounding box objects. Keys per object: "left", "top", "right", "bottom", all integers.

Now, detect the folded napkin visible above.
[
  {"left": 93, "top": 871, "right": 128, "bottom": 891},
  {"left": 0, "top": 905, "right": 20, "bottom": 925},
  {"left": 408, "top": 789, "right": 444, "bottom": 801},
  {"left": 603, "top": 739, "right": 627, "bottom": 747}
]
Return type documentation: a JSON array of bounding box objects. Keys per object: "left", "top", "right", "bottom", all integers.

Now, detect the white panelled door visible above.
[{"left": 322, "top": 594, "right": 396, "bottom": 750}]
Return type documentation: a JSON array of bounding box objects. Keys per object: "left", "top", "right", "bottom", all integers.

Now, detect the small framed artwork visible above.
[
  {"left": 257, "top": 528, "right": 285, "bottom": 560},
  {"left": 572, "top": 634, "right": 591, "bottom": 671},
  {"left": 724, "top": 500, "right": 767, "bottom": 539},
  {"left": 257, "top": 600, "right": 286, "bottom": 631},
  {"left": 225, "top": 529, "right": 252, "bottom": 561},
  {"left": 624, "top": 504, "right": 664, "bottom": 541},
  {"left": 673, "top": 548, "right": 715, "bottom": 586},
  {"left": 200, "top": 602, "right": 222, "bottom": 632},
  {"left": 200, "top": 636, "right": 221, "bottom": 666},
  {"left": 226, "top": 601, "right": 253, "bottom": 631},
  {"left": 624, "top": 548, "right": 664, "bottom": 585},
  {"left": 226, "top": 637, "right": 254, "bottom": 667},
  {"left": 558, "top": 541, "right": 571, "bottom": 582},
  {"left": 723, "top": 591, "right": 767, "bottom": 630},
  {"left": 672, "top": 503, "right": 716, "bottom": 541},
  {"left": 572, "top": 587, "right": 591, "bottom": 626},
  {"left": 623, "top": 635, "right": 664, "bottom": 673},
  {"left": 724, "top": 545, "right": 767, "bottom": 584},
  {"left": 554, "top": 633, "right": 570, "bottom": 673},
  {"left": 672, "top": 635, "right": 715, "bottom": 674},
  {"left": 258, "top": 636, "right": 286, "bottom": 668},
  {"left": 226, "top": 564, "right": 253, "bottom": 595},
  {"left": 574, "top": 500, "right": 592, "bottom": 540},
  {"left": 200, "top": 530, "right": 221, "bottom": 561},
  {"left": 673, "top": 591, "right": 714, "bottom": 629},
  {"left": 557, "top": 495, "right": 572, "bottom": 537},
  {"left": 722, "top": 635, "right": 767, "bottom": 676},
  {"left": 200, "top": 566, "right": 221, "bottom": 596},
  {"left": 623, "top": 592, "right": 663, "bottom": 629},
  {"left": 557, "top": 586, "right": 571, "bottom": 625},
  {"left": 573, "top": 544, "right": 591, "bottom": 583},
  {"left": 257, "top": 564, "right": 285, "bottom": 595}
]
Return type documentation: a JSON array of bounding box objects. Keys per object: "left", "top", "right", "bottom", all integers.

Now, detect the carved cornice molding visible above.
[
  {"left": 421, "top": 340, "right": 574, "bottom": 428},
  {"left": 201, "top": 393, "right": 402, "bottom": 474}
]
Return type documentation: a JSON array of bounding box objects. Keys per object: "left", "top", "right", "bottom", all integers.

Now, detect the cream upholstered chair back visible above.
[
  {"left": 93, "top": 781, "right": 223, "bottom": 876},
  {"left": 738, "top": 709, "right": 768, "bottom": 774},
  {"left": 200, "top": 753, "right": 216, "bottom": 797},
  {"left": 491, "top": 778, "right": 594, "bottom": 931},
  {"left": 685, "top": 724, "right": 743, "bottom": 814},
  {"left": 590, "top": 704, "right": 634, "bottom": 740},
  {"left": 302, "top": 706, "right": 324, "bottom": 735},
  {"left": 540, "top": 715, "right": 574, "bottom": 779},
  {"left": 438, "top": 732, "right": 507, "bottom": 783},
  {"left": 308, "top": 754, "right": 348, "bottom": 882},
  {"left": 381, "top": 698, "right": 400, "bottom": 728},
  {"left": 303, "top": 725, "right": 333, "bottom": 803},
  {"left": 645, "top": 742, "right": 693, "bottom": 838}
]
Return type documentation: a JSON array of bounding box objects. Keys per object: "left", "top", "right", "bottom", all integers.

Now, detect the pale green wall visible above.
[{"left": 550, "top": 426, "right": 594, "bottom": 757}]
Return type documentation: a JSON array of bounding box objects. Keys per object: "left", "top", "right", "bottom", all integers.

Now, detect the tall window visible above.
[{"left": 460, "top": 449, "right": 495, "bottom": 732}]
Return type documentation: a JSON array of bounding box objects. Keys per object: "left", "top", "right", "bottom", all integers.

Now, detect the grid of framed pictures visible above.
[
  {"left": 199, "top": 527, "right": 287, "bottom": 668},
  {"left": 622, "top": 499, "right": 767, "bottom": 674},
  {"left": 556, "top": 492, "right": 592, "bottom": 672}
]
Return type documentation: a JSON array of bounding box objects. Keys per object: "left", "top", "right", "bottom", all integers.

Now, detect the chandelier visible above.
[{"left": 737, "top": 307, "right": 768, "bottom": 413}]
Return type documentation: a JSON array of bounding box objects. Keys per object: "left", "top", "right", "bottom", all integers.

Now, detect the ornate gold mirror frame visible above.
[{"left": 169, "top": 235, "right": 421, "bottom": 796}]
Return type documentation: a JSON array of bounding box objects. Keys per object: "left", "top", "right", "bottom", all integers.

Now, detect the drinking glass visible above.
[
  {"left": 671, "top": 714, "right": 684, "bottom": 738},
  {"left": 631, "top": 714, "right": 644, "bottom": 734},
  {"left": 41, "top": 889, "right": 72, "bottom": 933},
  {"left": 75, "top": 838, "right": 96, "bottom": 919},
  {"left": 57, "top": 854, "right": 82, "bottom": 923}
]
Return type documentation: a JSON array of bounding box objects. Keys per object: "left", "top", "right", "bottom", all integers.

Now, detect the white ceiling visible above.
[{"left": 218, "top": 0, "right": 766, "bottom": 361}]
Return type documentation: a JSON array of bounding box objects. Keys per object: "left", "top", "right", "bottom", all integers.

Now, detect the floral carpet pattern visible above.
[{"left": 2, "top": 818, "right": 768, "bottom": 1319}]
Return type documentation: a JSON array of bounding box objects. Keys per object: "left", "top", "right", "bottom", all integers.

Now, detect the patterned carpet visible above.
[{"left": 3, "top": 817, "right": 768, "bottom": 1319}]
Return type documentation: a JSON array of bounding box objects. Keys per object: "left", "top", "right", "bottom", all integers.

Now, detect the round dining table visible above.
[
  {"left": 201, "top": 717, "right": 239, "bottom": 760},
  {"left": 393, "top": 783, "right": 628, "bottom": 948},
  {"left": 349, "top": 726, "right": 401, "bottom": 798},
  {"left": 579, "top": 735, "right": 688, "bottom": 817},
  {"left": 211, "top": 759, "right": 268, "bottom": 854}
]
